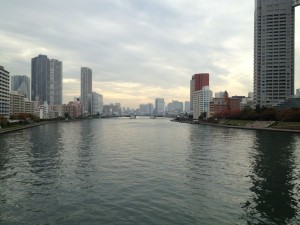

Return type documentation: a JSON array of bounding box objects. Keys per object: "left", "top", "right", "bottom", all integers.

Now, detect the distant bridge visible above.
[{"left": 293, "top": 0, "right": 300, "bottom": 7}]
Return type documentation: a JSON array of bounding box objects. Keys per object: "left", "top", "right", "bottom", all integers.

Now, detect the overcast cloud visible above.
[{"left": 1, "top": 0, "right": 300, "bottom": 107}]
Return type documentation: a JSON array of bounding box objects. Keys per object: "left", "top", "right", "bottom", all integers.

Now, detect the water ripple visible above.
[{"left": 0, "top": 119, "right": 299, "bottom": 224}]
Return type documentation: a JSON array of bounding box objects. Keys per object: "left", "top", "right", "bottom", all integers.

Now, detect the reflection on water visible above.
[
  {"left": 1, "top": 120, "right": 300, "bottom": 224},
  {"left": 244, "top": 131, "right": 300, "bottom": 224}
]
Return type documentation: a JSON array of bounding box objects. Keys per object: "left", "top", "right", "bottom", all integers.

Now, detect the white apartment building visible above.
[
  {"left": 193, "top": 86, "right": 212, "bottom": 119},
  {"left": 92, "top": 92, "right": 103, "bottom": 115},
  {"left": 39, "top": 101, "right": 49, "bottom": 119},
  {"left": 0, "top": 66, "right": 10, "bottom": 118}
]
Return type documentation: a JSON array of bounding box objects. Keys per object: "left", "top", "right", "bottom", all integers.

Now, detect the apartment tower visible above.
[
  {"left": 31, "top": 55, "right": 50, "bottom": 103},
  {"left": 0, "top": 66, "right": 10, "bottom": 118},
  {"left": 11, "top": 75, "right": 30, "bottom": 99},
  {"left": 50, "top": 59, "right": 63, "bottom": 105},
  {"left": 190, "top": 73, "right": 209, "bottom": 111},
  {"left": 254, "top": 0, "right": 300, "bottom": 107},
  {"left": 80, "top": 67, "right": 92, "bottom": 114}
]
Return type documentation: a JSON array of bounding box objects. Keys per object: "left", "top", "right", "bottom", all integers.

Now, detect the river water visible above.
[{"left": 0, "top": 117, "right": 299, "bottom": 224}]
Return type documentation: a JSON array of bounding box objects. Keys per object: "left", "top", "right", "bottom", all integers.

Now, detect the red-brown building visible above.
[
  {"left": 190, "top": 73, "right": 209, "bottom": 111},
  {"left": 66, "top": 101, "right": 82, "bottom": 118},
  {"left": 210, "top": 91, "right": 240, "bottom": 117}
]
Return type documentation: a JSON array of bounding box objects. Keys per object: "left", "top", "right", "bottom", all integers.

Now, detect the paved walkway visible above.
[{"left": 245, "top": 121, "right": 275, "bottom": 128}]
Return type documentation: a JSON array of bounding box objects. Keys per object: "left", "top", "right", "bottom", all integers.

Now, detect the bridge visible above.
[{"left": 293, "top": 0, "right": 300, "bottom": 7}]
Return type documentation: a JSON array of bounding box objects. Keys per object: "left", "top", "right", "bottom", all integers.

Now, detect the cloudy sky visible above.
[{"left": 1, "top": 0, "right": 300, "bottom": 108}]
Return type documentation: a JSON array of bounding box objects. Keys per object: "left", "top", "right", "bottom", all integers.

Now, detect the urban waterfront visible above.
[{"left": 0, "top": 118, "right": 300, "bottom": 225}]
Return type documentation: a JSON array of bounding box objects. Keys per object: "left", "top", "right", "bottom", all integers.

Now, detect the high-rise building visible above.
[
  {"left": 168, "top": 100, "right": 183, "bottom": 114},
  {"left": 184, "top": 101, "right": 190, "bottom": 113},
  {"left": 92, "top": 92, "right": 103, "bottom": 115},
  {"left": 139, "top": 103, "right": 154, "bottom": 115},
  {"left": 254, "top": 0, "right": 299, "bottom": 107},
  {"left": 139, "top": 104, "right": 148, "bottom": 115},
  {"left": 31, "top": 55, "right": 50, "bottom": 103},
  {"left": 155, "top": 98, "right": 165, "bottom": 116},
  {"left": 190, "top": 73, "right": 209, "bottom": 111},
  {"left": 193, "top": 86, "right": 212, "bottom": 119},
  {"left": 0, "top": 66, "right": 10, "bottom": 118},
  {"left": 11, "top": 75, "right": 30, "bottom": 98},
  {"left": 80, "top": 67, "right": 92, "bottom": 114},
  {"left": 296, "top": 89, "right": 300, "bottom": 97},
  {"left": 50, "top": 59, "right": 63, "bottom": 105}
]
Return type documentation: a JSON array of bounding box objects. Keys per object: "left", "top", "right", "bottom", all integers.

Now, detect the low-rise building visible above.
[
  {"left": 39, "top": 101, "right": 49, "bottom": 119},
  {"left": 9, "top": 91, "right": 25, "bottom": 115},
  {"left": 210, "top": 91, "right": 240, "bottom": 117},
  {"left": 50, "top": 104, "right": 65, "bottom": 117},
  {"left": 66, "top": 101, "right": 82, "bottom": 118},
  {"left": 277, "top": 97, "right": 300, "bottom": 110},
  {"left": 24, "top": 99, "right": 35, "bottom": 114}
]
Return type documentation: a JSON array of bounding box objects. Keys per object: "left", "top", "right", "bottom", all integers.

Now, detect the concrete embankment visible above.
[{"left": 172, "top": 119, "right": 300, "bottom": 134}]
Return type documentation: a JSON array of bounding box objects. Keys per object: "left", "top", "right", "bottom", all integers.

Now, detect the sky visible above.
[{"left": 1, "top": 0, "right": 300, "bottom": 108}]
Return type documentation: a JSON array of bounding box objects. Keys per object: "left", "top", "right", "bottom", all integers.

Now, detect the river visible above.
[{"left": 0, "top": 117, "right": 299, "bottom": 224}]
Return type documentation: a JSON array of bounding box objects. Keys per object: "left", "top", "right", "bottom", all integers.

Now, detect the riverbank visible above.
[
  {"left": 172, "top": 119, "right": 300, "bottom": 133},
  {"left": 0, "top": 121, "right": 60, "bottom": 135},
  {"left": 0, "top": 117, "right": 103, "bottom": 135}
]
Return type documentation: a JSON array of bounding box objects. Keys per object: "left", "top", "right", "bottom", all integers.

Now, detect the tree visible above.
[
  {"left": 64, "top": 112, "right": 70, "bottom": 119},
  {"left": 199, "top": 112, "right": 207, "bottom": 120}
]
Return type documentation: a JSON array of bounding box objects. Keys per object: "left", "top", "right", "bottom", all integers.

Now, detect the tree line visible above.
[{"left": 212, "top": 106, "right": 300, "bottom": 122}]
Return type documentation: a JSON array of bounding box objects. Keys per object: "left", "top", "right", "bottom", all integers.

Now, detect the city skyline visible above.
[{"left": 1, "top": 1, "right": 300, "bottom": 108}]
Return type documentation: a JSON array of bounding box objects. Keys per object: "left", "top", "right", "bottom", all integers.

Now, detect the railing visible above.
[{"left": 293, "top": 0, "right": 300, "bottom": 7}]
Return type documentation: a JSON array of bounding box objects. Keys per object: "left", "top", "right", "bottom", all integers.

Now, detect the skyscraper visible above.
[
  {"left": 155, "top": 98, "right": 165, "bottom": 116},
  {"left": 184, "top": 101, "right": 190, "bottom": 113},
  {"left": 92, "top": 92, "right": 103, "bottom": 115},
  {"left": 81, "top": 67, "right": 92, "bottom": 114},
  {"left": 254, "top": 0, "right": 299, "bottom": 107},
  {"left": 11, "top": 75, "right": 30, "bottom": 98},
  {"left": 190, "top": 73, "right": 209, "bottom": 111},
  {"left": 31, "top": 55, "right": 50, "bottom": 103},
  {"left": 0, "top": 66, "right": 10, "bottom": 118},
  {"left": 50, "top": 59, "right": 63, "bottom": 105}
]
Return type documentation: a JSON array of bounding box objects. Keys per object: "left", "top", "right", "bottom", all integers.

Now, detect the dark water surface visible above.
[{"left": 0, "top": 118, "right": 299, "bottom": 224}]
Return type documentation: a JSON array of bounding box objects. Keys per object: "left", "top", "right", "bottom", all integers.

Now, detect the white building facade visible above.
[
  {"left": 92, "top": 92, "right": 103, "bottom": 115},
  {"left": 193, "top": 86, "right": 212, "bottom": 119},
  {"left": 0, "top": 66, "right": 10, "bottom": 118}
]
